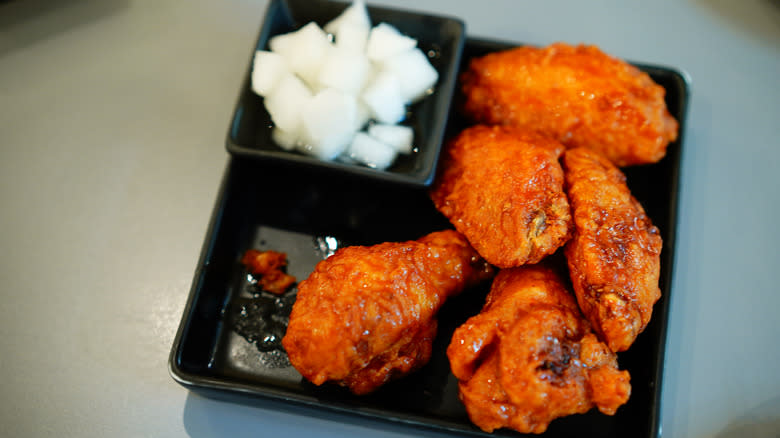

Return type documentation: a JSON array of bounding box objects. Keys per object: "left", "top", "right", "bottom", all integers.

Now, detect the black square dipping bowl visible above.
[{"left": 226, "top": 0, "right": 466, "bottom": 187}]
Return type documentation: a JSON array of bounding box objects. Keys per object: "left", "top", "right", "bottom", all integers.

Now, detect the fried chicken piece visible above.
[
  {"left": 282, "top": 230, "right": 494, "bottom": 395},
  {"left": 448, "top": 265, "right": 631, "bottom": 434},
  {"left": 461, "top": 43, "right": 678, "bottom": 166},
  {"left": 241, "top": 249, "right": 296, "bottom": 294},
  {"left": 430, "top": 125, "right": 572, "bottom": 268},
  {"left": 563, "top": 147, "right": 662, "bottom": 352}
]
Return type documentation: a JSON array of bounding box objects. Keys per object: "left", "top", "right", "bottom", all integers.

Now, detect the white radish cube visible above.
[
  {"left": 365, "top": 23, "right": 417, "bottom": 62},
  {"left": 368, "top": 124, "right": 414, "bottom": 154},
  {"left": 264, "top": 73, "right": 312, "bottom": 133},
  {"left": 269, "top": 22, "right": 331, "bottom": 88},
  {"left": 334, "top": 23, "right": 369, "bottom": 52},
  {"left": 251, "top": 51, "right": 289, "bottom": 97},
  {"left": 298, "top": 127, "right": 354, "bottom": 161},
  {"left": 353, "top": 102, "right": 371, "bottom": 131},
  {"left": 361, "top": 62, "right": 382, "bottom": 91},
  {"left": 347, "top": 132, "right": 397, "bottom": 169},
  {"left": 360, "top": 71, "right": 406, "bottom": 124},
  {"left": 271, "top": 127, "right": 299, "bottom": 151},
  {"left": 324, "top": 0, "right": 370, "bottom": 36},
  {"left": 300, "top": 88, "right": 358, "bottom": 160},
  {"left": 267, "top": 31, "right": 293, "bottom": 55},
  {"left": 381, "top": 48, "right": 439, "bottom": 102},
  {"left": 316, "top": 47, "right": 370, "bottom": 95}
]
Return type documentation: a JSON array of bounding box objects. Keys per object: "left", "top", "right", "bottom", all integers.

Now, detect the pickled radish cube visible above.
[
  {"left": 365, "top": 23, "right": 417, "bottom": 62},
  {"left": 269, "top": 22, "right": 331, "bottom": 87},
  {"left": 361, "top": 62, "right": 382, "bottom": 91},
  {"left": 347, "top": 132, "right": 397, "bottom": 169},
  {"left": 368, "top": 124, "right": 414, "bottom": 154},
  {"left": 381, "top": 48, "right": 438, "bottom": 102},
  {"left": 316, "top": 47, "right": 370, "bottom": 95},
  {"left": 299, "top": 126, "right": 354, "bottom": 160},
  {"left": 354, "top": 101, "right": 371, "bottom": 131},
  {"left": 264, "top": 73, "right": 312, "bottom": 132},
  {"left": 325, "top": 0, "right": 370, "bottom": 52},
  {"left": 271, "top": 127, "right": 299, "bottom": 151},
  {"left": 251, "top": 51, "right": 289, "bottom": 97},
  {"left": 334, "top": 23, "right": 370, "bottom": 52},
  {"left": 324, "top": 0, "right": 370, "bottom": 36},
  {"left": 300, "top": 88, "right": 358, "bottom": 160},
  {"left": 361, "top": 71, "right": 405, "bottom": 124}
]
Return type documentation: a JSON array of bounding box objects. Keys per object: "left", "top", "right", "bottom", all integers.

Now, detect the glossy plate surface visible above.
[
  {"left": 172, "top": 37, "right": 689, "bottom": 437},
  {"left": 226, "top": 0, "right": 466, "bottom": 187}
]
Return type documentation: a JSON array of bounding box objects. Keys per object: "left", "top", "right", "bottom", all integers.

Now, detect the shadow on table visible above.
[
  {"left": 182, "top": 391, "right": 458, "bottom": 438},
  {"left": 714, "top": 396, "right": 780, "bottom": 438},
  {"left": 693, "top": 0, "right": 780, "bottom": 51},
  {"left": 0, "top": 0, "right": 128, "bottom": 56}
]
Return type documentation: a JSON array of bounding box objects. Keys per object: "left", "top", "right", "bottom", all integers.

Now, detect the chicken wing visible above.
[
  {"left": 461, "top": 43, "right": 678, "bottom": 167},
  {"left": 563, "top": 147, "right": 662, "bottom": 352},
  {"left": 430, "top": 125, "right": 572, "bottom": 268},
  {"left": 447, "top": 265, "right": 630, "bottom": 434},
  {"left": 281, "top": 230, "right": 494, "bottom": 395}
]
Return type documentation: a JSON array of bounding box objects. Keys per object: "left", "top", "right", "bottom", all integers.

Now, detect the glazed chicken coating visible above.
[
  {"left": 430, "top": 125, "right": 572, "bottom": 268},
  {"left": 241, "top": 249, "right": 296, "bottom": 294},
  {"left": 563, "top": 147, "right": 662, "bottom": 352},
  {"left": 461, "top": 42, "right": 679, "bottom": 167},
  {"left": 448, "top": 265, "right": 631, "bottom": 434},
  {"left": 281, "top": 230, "right": 494, "bottom": 395}
]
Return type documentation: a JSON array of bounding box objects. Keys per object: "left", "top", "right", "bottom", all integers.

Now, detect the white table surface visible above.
[{"left": 1, "top": 0, "right": 778, "bottom": 437}]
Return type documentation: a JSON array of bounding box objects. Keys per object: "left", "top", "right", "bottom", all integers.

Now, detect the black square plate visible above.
[
  {"left": 171, "top": 37, "right": 689, "bottom": 437},
  {"left": 226, "top": 0, "right": 466, "bottom": 187}
]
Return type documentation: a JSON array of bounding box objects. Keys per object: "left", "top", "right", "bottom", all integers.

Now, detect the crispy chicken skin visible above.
[
  {"left": 281, "top": 230, "right": 494, "bottom": 395},
  {"left": 430, "top": 125, "right": 572, "bottom": 268},
  {"left": 447, "top": 265, "right": 631, "bottom": 434},
  {"left": 563, "top": 147, "right": 662, "bottom": 352},
  {"left": 241, "top": 249, "right": 296, "bottom": 294},
  {"left": 461, "top": 43, "right": 678, "bottom": 167}
]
